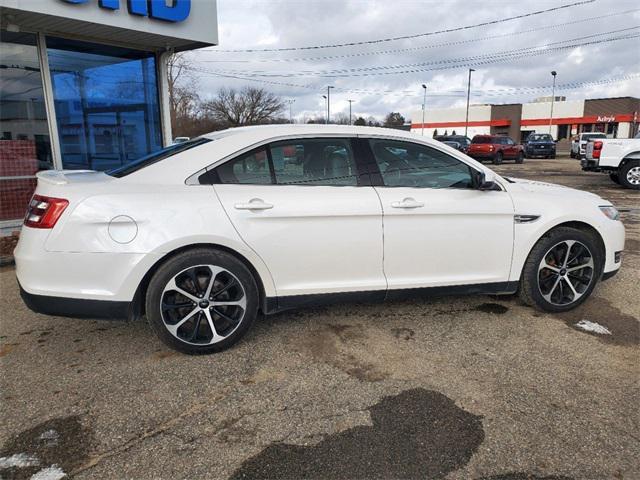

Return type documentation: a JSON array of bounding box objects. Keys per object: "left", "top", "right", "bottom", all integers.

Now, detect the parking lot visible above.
[{"left": 0, "top": 155, "right": 638, "bottom": 480}]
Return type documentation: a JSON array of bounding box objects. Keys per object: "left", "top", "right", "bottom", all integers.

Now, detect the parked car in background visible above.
[
  {"left": 467, "top": 135, "right": 524, "bottom": 164},
  {"left": 435, "top": 135, "right": 471, "bottom": 153},
  {"left": 583, "top": 132, "right": 640, "bottom": 190},
  {"left": 570, "top": 132, "right": 606, "bottom": 159},
  {"left": 524, "top": 133, "right": 556, "bottom": 159},
  {"left": 15, "top": 125, "right": 624, "bottom": 354}
]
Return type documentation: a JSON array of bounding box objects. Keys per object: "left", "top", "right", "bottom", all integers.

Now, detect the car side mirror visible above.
[{"left": 474, "top": 170, "right": 502, "bottom": 191}]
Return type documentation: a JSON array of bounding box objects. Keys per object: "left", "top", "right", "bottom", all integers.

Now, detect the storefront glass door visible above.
[{"left": 45, "top": 37, "right": 163, "bottom": 171}]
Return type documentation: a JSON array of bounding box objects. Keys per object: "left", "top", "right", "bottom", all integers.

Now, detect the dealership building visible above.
[
  {"left": 411, "top": 96, "right": 640, "bottom": 145},
  {"left": 0, "top": 0, "right": 217, "bottom": 239}
]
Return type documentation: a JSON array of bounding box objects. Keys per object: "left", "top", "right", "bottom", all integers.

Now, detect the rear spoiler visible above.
[{"left": 36, "top": 170, "right": 113, "bottom": 186}]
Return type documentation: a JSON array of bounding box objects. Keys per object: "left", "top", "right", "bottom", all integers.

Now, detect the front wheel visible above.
[
  {"left": 492, "top": 152, "right": 503, "bottom": 165},
  {"left": 516, "top": 152, "right": 524, "bottom": 164},
  {"left": 146, "top": 248, "right": 259, "bottom": 354},
  {"left": 519, "top": 227, "right": 603, "bottom": 312},
  {"left": 619, "top": 160, "right": 640, "bottom": 190}
]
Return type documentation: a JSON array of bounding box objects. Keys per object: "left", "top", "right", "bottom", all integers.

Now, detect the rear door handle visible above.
[
  {"left": 391, "top": 198, "right": 424, "bottom": 209},
  {"left": 234, "top": 198, "right": 274, "bottom": 210}
]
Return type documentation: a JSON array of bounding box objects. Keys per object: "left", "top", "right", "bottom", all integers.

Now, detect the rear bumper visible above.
[
  {"left": 581, "top": 157, "right": 600, "bottom": 171},
  {"left": 19, "top": 282, "right": 130, "bottom": 320},
  {"left": 467, "top": 152, "right": 495, "bottom": 160}
]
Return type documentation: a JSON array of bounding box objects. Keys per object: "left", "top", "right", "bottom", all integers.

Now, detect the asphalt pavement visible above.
[{"left": 1, "top": 156, "right": 638, "bottom": 480}]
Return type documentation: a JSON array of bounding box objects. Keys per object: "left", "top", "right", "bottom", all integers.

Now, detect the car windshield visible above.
[
  {"left": 529, "top": 134, "right": 552, "bottom": 142},
  {"left": 108, "top": 138, "right": 211, "bottom": 178},
  {"left": 471, "top": 137, "right": 494, "bottom": 144}
]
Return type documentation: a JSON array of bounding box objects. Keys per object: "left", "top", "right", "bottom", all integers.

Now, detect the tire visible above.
[
  {"left": 609, "top": 172, "right": 620, "bottom": 185},
  {"left": 550, "top": 154, "right": 556, "bottom": 159},
  {"left": 492, "top": 152, "right": 503, "bottom": 165},
  {"left": 570, "top": 150, "right": 575, "bottom": 159},
  {"left": 619, "top": 160, "right": 640, "bottom": 190},
  {"left": 145, "top": 248, "right": 259, "bottom": 354},
  {"left": 516, "top": 152, "right": 524, "bottom": 164},
  {"left": 518, "top": 227, "right": 604, "bottom": 313}
]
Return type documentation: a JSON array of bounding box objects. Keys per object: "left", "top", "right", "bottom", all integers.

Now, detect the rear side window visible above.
[
  {"left": 471, "top": 136, "right": 493, "bottom": 144},
  {"left": 213, "top": 147, "right": 272, "bottom": 184},
  {"left": 270, "top": 139, "right": 358, "bottom": 186},
  {"left": 203, "top": 137, "right": 360, "bottom": 186}
]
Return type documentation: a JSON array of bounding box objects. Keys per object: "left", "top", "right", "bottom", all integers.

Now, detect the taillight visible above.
[
  {"left": 593, "top": 140, "right": 603, "bottom": 159},
  {"left": 24, "top": 195, "right": 69, "bottom": 229}
]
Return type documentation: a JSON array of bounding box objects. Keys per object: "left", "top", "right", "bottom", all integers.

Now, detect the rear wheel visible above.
[
  {"left": 492, "top": 152, "right": 503, "bottom": 165},
  {"left": 519, "top": 227, "right": 603, "bottom": 313},
  {"left": 619, "top": 160, "right": 640, "bottom": 190},
  {"left": 146, "top": 248, "right": 258, "bottom": 354},
  {"left": 516, "top": 152, "right": 524, "bottom": 164}
]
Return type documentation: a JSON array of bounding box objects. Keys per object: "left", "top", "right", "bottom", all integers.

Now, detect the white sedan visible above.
[{"left": 15, "top": 125, "right": 625, "bottom": 354}]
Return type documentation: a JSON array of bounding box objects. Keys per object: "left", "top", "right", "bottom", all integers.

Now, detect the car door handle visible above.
[
  {"left": 391, "top": 198, "right": 424, "bottom": 209},
  {"left": 234, "top": 199, "right": 274, "bottom": 210}
]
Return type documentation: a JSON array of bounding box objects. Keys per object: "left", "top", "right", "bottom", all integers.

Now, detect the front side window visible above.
[
  {"left": 270, "top": 138, "right": 358, "bottom": 186},
  {"left": 369, "top": 139, "right": 473, "bottom": 189}
]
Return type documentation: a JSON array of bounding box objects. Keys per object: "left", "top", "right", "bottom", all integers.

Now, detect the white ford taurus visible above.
[{"left": 15, "top": 125, "right": 625, "bottom": 354}]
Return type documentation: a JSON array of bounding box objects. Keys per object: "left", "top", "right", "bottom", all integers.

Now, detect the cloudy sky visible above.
[{"left": 187, "top": 0, "right": 640, "bottom": 123}]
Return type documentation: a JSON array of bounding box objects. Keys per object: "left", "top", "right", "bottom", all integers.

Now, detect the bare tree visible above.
[
  {"left": 383, "top": 112, "right": 406, "bottom": 128},
  {"left": 203, "top": 87, "right": 285, "bottom": 127}
]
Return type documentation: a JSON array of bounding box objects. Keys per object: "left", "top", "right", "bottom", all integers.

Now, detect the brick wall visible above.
[{"left": 0, "top": 140, "right": 38, "bottom": 221}]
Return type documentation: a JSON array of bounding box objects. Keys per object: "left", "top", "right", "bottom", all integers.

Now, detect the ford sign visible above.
[{"left": 62, "top": 0, "right": 191, "bottom": 22}]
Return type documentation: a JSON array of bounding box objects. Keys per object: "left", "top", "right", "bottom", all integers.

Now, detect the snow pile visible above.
[
  {"left": 30, "top": 465, "right": 67, "bottom": 480},
  {"left": 0, "top": 453, "right": 39, "bottom": 468},
  {"left": 575, "top": 320, "right": 611, "bottom": 335}
]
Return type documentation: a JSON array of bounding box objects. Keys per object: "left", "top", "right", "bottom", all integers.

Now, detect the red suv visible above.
[{"left": 467, "top": 135, "right": 524, "bottom": 164}]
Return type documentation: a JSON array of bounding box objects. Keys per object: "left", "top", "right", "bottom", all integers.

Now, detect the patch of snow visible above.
[
  {"left": 0, "top": 453, "right": 39, "bottom": 468},
  {"left": 38, "top": 430, "right": 60, "bottom": 445},
  {"left": 575, "top": 320, "right": 611, "bottom": 335},
  {"left": 30, "top": 465, "right": 66, "bottom": 480}
]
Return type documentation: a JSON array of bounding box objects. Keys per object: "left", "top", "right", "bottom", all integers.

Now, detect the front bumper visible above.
[{"left": 526, "top": 146, "right": 555, "bottom": 156}]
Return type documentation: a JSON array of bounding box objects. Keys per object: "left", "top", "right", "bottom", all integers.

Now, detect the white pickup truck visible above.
[
  {"left": 582, "top": 132, "right": 640, "bottom": 189},
  {"left": 570, "top": 132, "right": 607, "bottom": 159}
]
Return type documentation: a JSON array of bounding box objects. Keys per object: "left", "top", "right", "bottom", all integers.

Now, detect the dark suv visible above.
[
  {"left": 466, "top": 135, "right": 524, "bottom": 164},
  {"left": 524, "top": 133, "right": 556, "bottom": 159},
  {"left": 434, "top": 135, "right": 471, "bottom": 153}
]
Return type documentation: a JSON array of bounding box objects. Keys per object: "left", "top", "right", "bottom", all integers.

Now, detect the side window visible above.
[
  {"left": 213, "top": 147, "right": 272, "bottom": 184},
  {"left": 270, "top": 138, "right": 358, "bottom": 186},
  {"left": 368, "top": 139, "right": 473, "bottom": 189},
  {"left": 506, "top": 138, "right": 515, "bottom": 145}
]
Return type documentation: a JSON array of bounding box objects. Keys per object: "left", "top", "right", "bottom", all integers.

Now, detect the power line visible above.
[
  {"left": 208, "top": 0, "right": 596, "bottom": 53},
  {"left": 195, "top": 8, "right": 639, "bottom": 64},
  {"left": 207, "top": 29, "right": 640, "bottom": 78}
]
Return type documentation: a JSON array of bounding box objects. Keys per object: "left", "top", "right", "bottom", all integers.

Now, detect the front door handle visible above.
[
  {"left": 391, "top": 198, "right": 424, "bottom": 209},
  {"left": 234, "top": 198, "right": 274, "bottom": 210}
]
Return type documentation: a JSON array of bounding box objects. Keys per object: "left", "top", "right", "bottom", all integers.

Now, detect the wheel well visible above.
[
  {"left": 129, "top": 244, "right": 267, "bottom": 321},
  {"left": 621, "top": 154, "right": 640, "bottom": 168},
  {"left": 532, "top": 221, "right": 606, "bottom": 272}
]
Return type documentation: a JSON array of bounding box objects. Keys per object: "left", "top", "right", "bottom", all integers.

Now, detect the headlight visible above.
[{"left": 599, "top": 205, "right": 620, "bottom": 221}]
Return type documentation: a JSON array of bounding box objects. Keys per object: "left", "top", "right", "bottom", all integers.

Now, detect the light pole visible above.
[
  {"left": 421, "top": 84, "right": 427, "bottom": 136},
  {"left": 465, "top": 68, "right": 475, "bottom": 138},
  {"left": 549, "top": 70, "right": 557, "bottom": 135},
  {"left": 347, "top": 99, "right": 354, "bottom": 125},
  {"left": 322, "top": 95, "right": 327, "bottom": 123},
  {"left": 286, "top": 99, "right": 295, "bottom": 123},
  {"left": 326, "top": 86, "right": 334, "bottom": 124}
]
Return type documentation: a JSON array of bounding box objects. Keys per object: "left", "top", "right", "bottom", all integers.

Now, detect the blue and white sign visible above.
[{"left": 62, "top": 0, "right": 192, "bottom": 23}]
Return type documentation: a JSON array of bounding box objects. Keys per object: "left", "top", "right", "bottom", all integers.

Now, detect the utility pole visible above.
[
  {"left": 549, "top": 71, "right": 557, "bottom": 136},
  {"left": 286, "top": 99, "right": 295, "bottom": 123},
  {"left": 326, "top": 86, "right": 334, "bottom": 124},
  {"left": 421, "top": 84, "right": 427, "bottom": 136},
  {"left": 347, "top": 99, "right": 354, "bottom": 125},
  {"left": 465, "top": 68, "right": 475, "bottom": 138}
]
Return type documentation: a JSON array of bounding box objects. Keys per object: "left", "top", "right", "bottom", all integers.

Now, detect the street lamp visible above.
[
  {"left": 347, "top": 99, "right": 354, "bottom": 125},
  {"left": 286, "top": 99, "right": 295, "bottom": 123},
  {"left": 421, "top": 84, "right": 427, "bottom": 136},
  {"left": 326, "top": 86, "right": 334, "bottom": 124},
  {"left": 465, "top": 69, "right": 475, "bottom": 138},
  {"left": 322, "top": 95, "right": 327, "bottom": 123},
  {"left": 549, "top": 71, "right": 557, "bottom": 135}
]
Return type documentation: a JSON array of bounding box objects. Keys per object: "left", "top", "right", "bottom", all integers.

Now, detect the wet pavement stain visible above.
[
  {"left": 230, "top": 388, "right": 484, "bottom": 480},
  {"left": 555, "top": 296, "right": 639, "bottom": 346},
  {"left": 479, "top": 474, "right": 573, "bottom": 480},
  {"left": 0, "top": 416, "right": 92, "bottom": 479},
  {"left": 476, "top": 303, "right": 509, "bottom": 315}
]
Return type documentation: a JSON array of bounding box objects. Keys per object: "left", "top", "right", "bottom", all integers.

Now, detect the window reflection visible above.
[
  {"left": 0, "top": 31, "right": 52, "bottom": 222},
  {"left": 46, "top": 37, "right": 163, "bottom": 171}
]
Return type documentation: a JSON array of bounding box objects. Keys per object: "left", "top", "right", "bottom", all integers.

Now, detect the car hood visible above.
[{"left": 505, "top": 177, "right": 601, "bottom": 200}]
